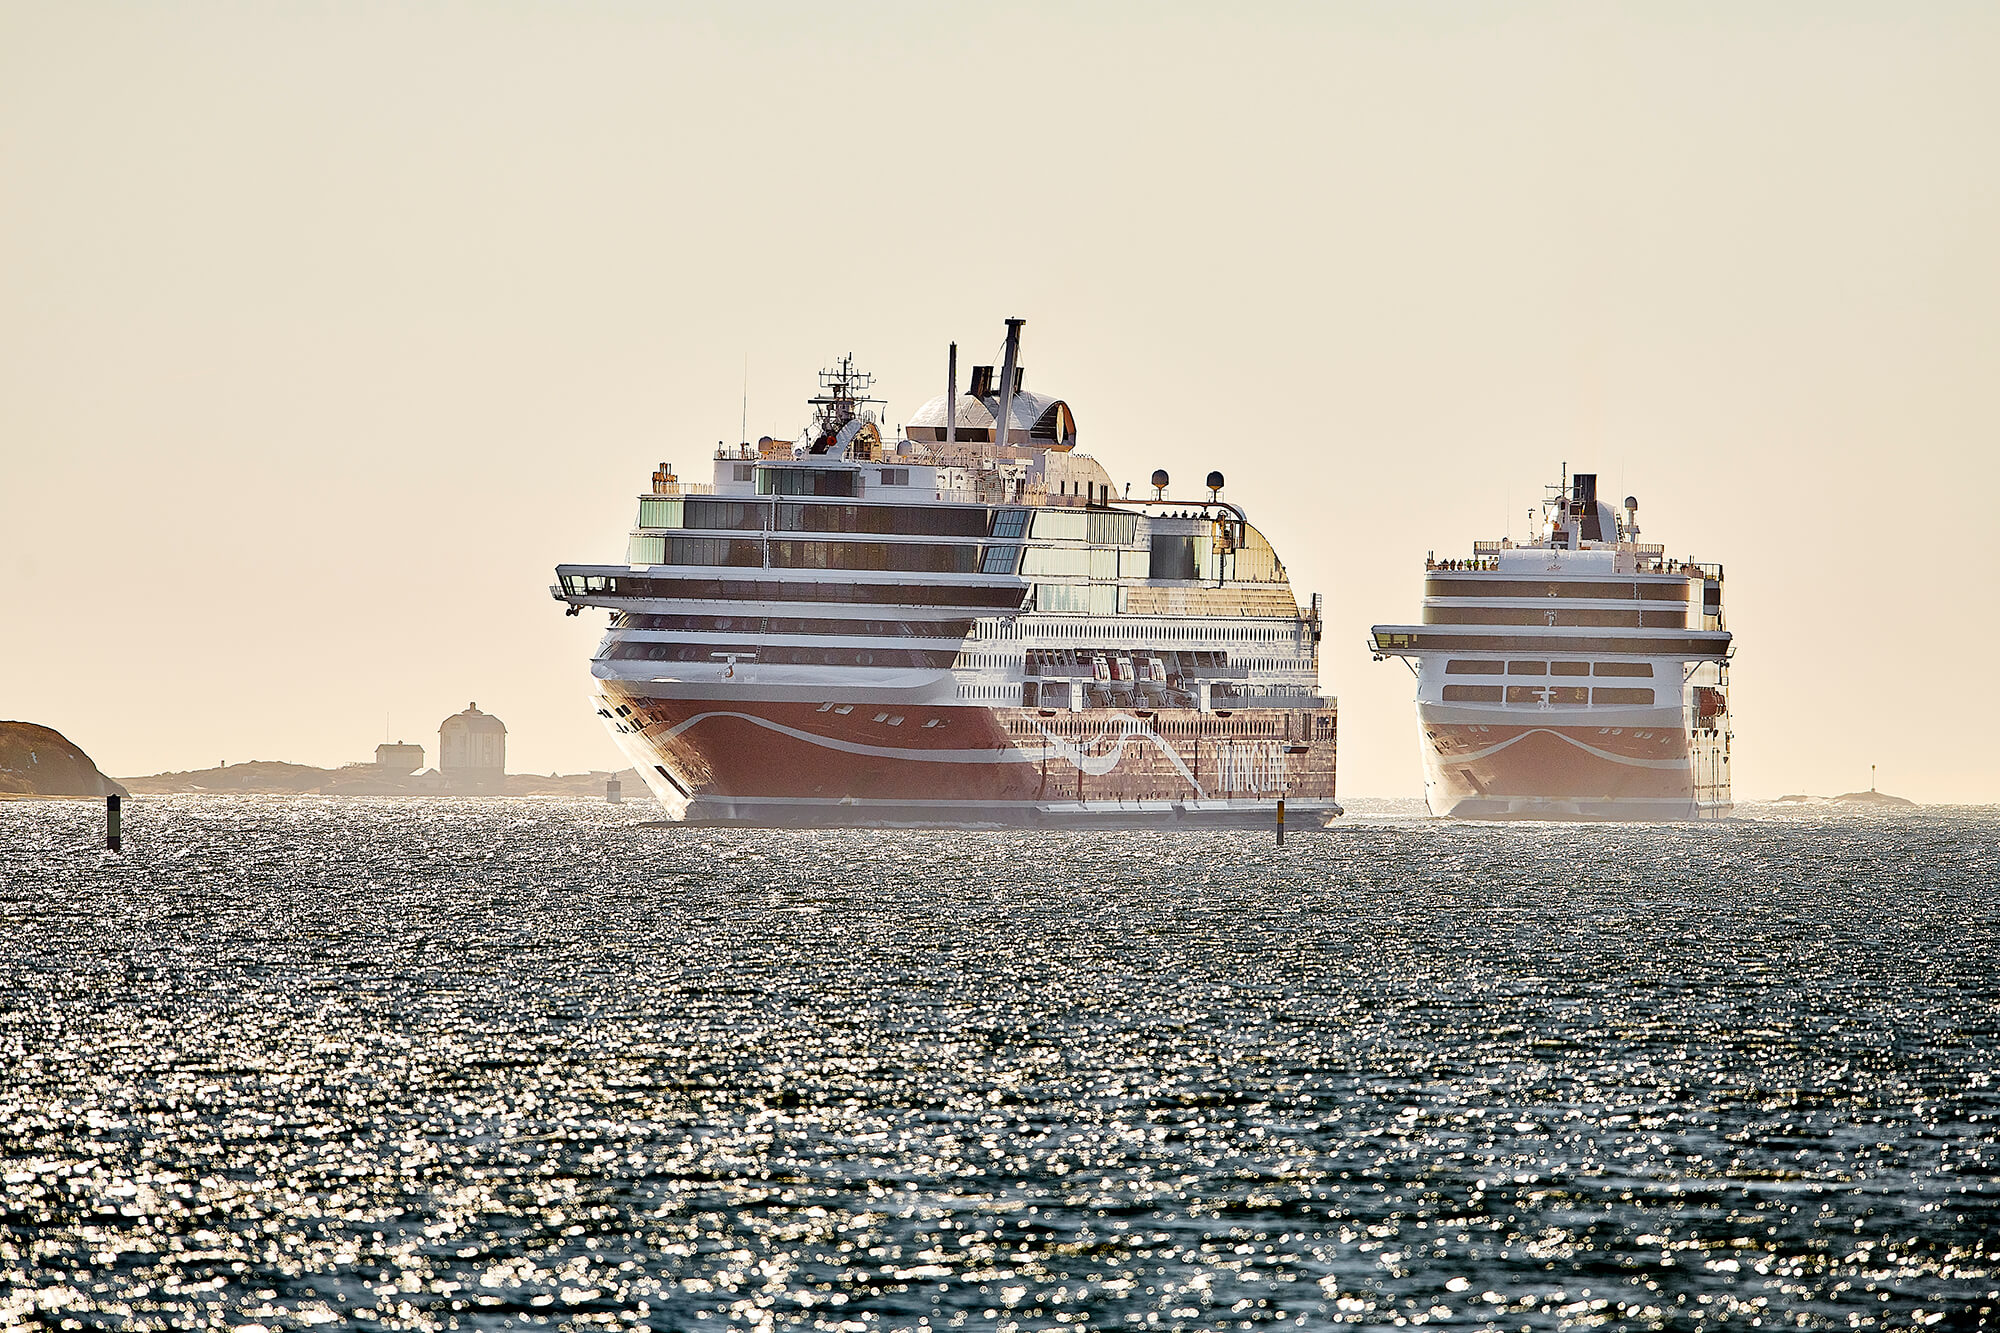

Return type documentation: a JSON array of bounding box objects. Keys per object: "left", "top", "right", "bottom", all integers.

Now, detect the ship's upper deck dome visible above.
[{"left": 906, "top": 388, "right": 1076, "bottom": 449}]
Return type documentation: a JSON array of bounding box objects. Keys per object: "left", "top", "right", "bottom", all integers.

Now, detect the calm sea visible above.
[{"left": 3, "top": 798, "right": 1996, "bottom": 1331}]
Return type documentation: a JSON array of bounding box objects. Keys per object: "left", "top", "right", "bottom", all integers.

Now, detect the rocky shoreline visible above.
[
  {"left": 0, "top": 722, "right": 127, "bottom": 799},
  {"left": 118, "top": 761, "right": 646, "bottom": 798}
]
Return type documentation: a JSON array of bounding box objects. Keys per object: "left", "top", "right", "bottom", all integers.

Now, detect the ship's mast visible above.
[{"left": 806, "top": 353, "right": 882, "bottom": 446}]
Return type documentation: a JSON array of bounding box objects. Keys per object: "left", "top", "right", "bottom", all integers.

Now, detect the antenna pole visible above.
[{"left": 740, "top": 354, "right": 748, "bottom": 446}]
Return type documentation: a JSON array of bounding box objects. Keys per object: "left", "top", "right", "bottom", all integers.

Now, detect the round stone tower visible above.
[{"left": 439, "top": 702, "right": 506, "bottom": 792}]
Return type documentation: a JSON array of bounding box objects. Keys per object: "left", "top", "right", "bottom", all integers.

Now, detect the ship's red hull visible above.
[
  {"left": 595, "top": 691, "right": 1338, "bottom": 826},
  {"left": 1417, "top": 714, "right": 1729, "bottom": 820}
]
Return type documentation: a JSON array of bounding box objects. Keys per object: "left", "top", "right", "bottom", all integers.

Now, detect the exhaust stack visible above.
[{"left": 993, "top": 318, "right": 1023, "bottom": 452}]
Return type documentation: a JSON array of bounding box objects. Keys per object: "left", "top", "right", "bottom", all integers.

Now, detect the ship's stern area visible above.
[
  {"left": 1414, "top": 701, "right": 1729, "bottom": 821},
  {"left": 591, "top": 685, "right": 1340, "bottom": 828}
]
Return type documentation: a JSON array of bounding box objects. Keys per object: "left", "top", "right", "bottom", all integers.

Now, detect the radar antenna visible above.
[{"left": 806, "top": 353, "right": 883, "bottom": 445}]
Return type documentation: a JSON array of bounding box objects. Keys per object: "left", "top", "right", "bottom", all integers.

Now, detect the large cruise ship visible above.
[
  {"left": 551, "top": 319, "right": 1338, "bottom": 827},
  {"left": 1368, "top": 471, "right": 1732, "bottom": 820}
]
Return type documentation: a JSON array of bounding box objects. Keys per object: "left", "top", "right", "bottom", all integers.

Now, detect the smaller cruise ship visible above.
[{"left": 1368, "top": 470, "right": 1732, "bottom": 820}]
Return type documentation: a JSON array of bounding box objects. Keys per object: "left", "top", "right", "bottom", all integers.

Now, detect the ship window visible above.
[
  {"left": 662, "top": 537, "right": 764, "bottom": 567},
  {"left": 982, "top": 546, "right": 1021, "bottom": 575},
  {"left": 1149, "top": 534, "right": 1198, "bottom": 581},
  {"left": 636, "top": 497, "right": 682, "bottom": 528},
  {"left": 620, "top": 612, "right": 973, "bottom": 639},
  {"left": 1087, "top": 511, "right": 1139, "bottom": 546},
  {"left": 1593, "top": 687, "right": 1655, "bottom": 705},
  {"left": 1441, "top": 684, "right": 1502, "bottom": 703},
  {"left": 757, "top": 466, "right": 859, "bottom": 497},
  {"left": 878, "top": 468, "right": 909, "bottom": 486},
  {"left": 776, "top": 503, "right": 989, "bottom": 536},
  {"left": 684, "top": 499, "right": 771, "bottom": 530},
  {"left": 568, "top": 574, "right": 1026, "bottom": 609},
  {"left": 1550, "top": 661, "right": 1590, "bottom": 676},
  {"left": 1507, "top": 661, "right": 1548, "bottom": 675},
  {"left": 1424, "top": 577, "right": 1696, "bottom": 601},
  {"left": 1508, "top": 685, "right": 1588, "bottom": 706},
  {"left": 1593, "top": 661, "right": 1654, "bottom": 677},
  {"left": 1424, "top": 606, "right": 1662, "bottom": 627},
  {"left": 1444, "top": 660, "right": 1503, "bottom": 675},
  {"left": 1023, "top": 546, "right": 1092, "bottom": 577},
  {"left": 992, "top": 509, "right": 1030, "bottom": 539},
  {"left": 768, "top": 540, "right": 984, "bottom": 575},
  {"left": 1031, "top": 509, "right": 1089, "bottom": 541}
]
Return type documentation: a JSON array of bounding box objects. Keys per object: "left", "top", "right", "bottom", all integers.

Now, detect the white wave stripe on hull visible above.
[
  {"left": 1425, "top": 724, "right": 1693, "bottom": 771},
  {"left": 665, "top": 706, "right": 1258, "bottom": 797},
  {"left": 666, "top": 792, "right": 1344, "bottom": 830}
]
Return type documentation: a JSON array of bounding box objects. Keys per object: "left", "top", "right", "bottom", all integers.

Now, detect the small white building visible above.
[{"left": 375, "top": 741, "right": 425, "bottom": 775}]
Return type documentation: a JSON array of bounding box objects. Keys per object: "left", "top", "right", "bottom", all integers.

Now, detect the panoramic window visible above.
[
  {"left": 768, "top": 540, "right": 984, "bottom": 575},
  {"left": 1442, "top": 684, "right": 1502, "bottom": 703},
  {"left": 1593, "top": 687, "right": 1655, "bottom": 705},
  {"left": 662, "top": 537, "right": 763, "bottom": 567},
  {"left": 636, "top": 497, "right": 682, "bottom": 528},
  {"left": 684, "top": 499, "right": 771, "bottom": 531},
  {"left": 1031, "top": 510, "right": 1089, "bottom": 542},
  {"left": 1444, "top": 660, "right": 1503, "bottom": 675},
  {"left": 1507, "top": 661, "right": 1548, "bottom": 675},
  {"left": 776, "top": 503, "right": 989, "bottom": 537},
  {"left": 757, "top": 467, "right": 859, "bottom": 498},
  {"left": 1593, "top": 662, "right": 1654, "bottom": 677}
]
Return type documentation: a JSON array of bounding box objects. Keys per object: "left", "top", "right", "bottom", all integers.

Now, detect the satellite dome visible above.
[{"left": 1206, "top": 470, "right": 1225, "bottom": 494}]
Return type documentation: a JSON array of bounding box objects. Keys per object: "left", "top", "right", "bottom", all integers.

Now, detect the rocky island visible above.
[{"left": 0, "top": 722, "right": 128, "bottom": 798}]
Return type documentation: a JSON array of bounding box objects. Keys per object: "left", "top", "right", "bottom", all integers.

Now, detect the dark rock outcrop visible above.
[
  {"left": 0, "top": 722, "right": 128, "bottom": 798},
  {"left": 1834, "top": 790, "right": 1918, "bottom": 807}
]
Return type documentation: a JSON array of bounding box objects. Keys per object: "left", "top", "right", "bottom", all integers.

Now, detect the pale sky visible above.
[{"left": 4, "top": 2, "right": 1995, "bottom": 802}]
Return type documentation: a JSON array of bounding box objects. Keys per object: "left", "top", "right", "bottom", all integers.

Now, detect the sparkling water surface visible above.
[{"left": 3, "top": 798, "right": 1997, "bottom": 1331}]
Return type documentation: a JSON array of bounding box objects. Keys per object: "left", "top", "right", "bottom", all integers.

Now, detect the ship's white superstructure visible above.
[
  {"left": 1369, "top": 471, "right": 1731, "bottom": 820},
  {"left": 553, "top": 320, "right": 1339, "bottom": 827}
]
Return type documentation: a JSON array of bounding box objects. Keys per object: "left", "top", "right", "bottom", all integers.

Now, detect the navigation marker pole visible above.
[
  {"left": 106, "top": 794, "right": 122, "bottom": 853},
  {"left": 1275, "top": 797, "right": 1285, "bottom": 846}
]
